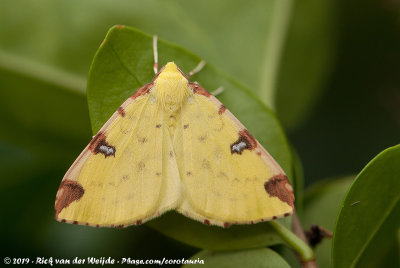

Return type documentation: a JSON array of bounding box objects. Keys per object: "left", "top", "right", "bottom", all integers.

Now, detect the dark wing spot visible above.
[
  {"left": 169, "top": 151, "right": 174, "bottom": 158},
  {"left": 156, "top": 172, "right": 161, "bottom": 176},
  {"left": 117, "top": 107, "right": 126, "bottom": 117},
  {"left": 131, "top": 83, "right": 152, "bottom": 99},
  {"left": 189, "top": 83, "right": 211, "bottom": 97},
  {"left": 217, "top": 171, "right": 228, "bottom": 179},
  {"left": 230, "top": 129, "right": 257, "bottom": 154},
  {"left": 137, "top": 161, "right": 146, "bottom": 171},
  {"left": 264, "top": 174, "right": 295, "bottom": 209},
  {"left": 198, "top": 135, "right": 207, "bottom": 142},
  {"left": 55, "top": 180, "right": 85, "bottom": 218},
  {"left": 218, "top": 105, "right": 226, "bottom": 115},
  {"left": 184, "top": 124, "right": 189, "bottom": 129},
  {"left": 213, "top": 119, "right": 225, "bottom": 132},
  {"left": 156, "top": 124, "right": 162, "bottom": 128},
  {"left": 186, "top": 171, "right": 192, "bottom": 176},
  {"left": 138, "top": 137, "right": 148, "bottom": 143},
  {"left": 202, "top": 159, "right": 211, "bottom": 169},
  {"left": 89, "top": 132, "right": 116, "bottom": 157}
]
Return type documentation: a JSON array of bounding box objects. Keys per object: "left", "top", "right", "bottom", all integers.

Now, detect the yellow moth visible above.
[{"left": 55, "top": 36, "right": 294, "bottom": 228}]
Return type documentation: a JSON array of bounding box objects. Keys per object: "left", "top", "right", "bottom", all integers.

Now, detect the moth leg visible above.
[
  {"left": 211, "top": 86, "right": 224, "bottom": 96},
  {"left": 153, "top": 35, "right": 159, "bottom": 74},
  {"left": 188, "top": 60, "right": 206, "bottom": 77}
]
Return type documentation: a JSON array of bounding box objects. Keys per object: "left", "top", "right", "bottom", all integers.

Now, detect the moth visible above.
[{"left": 55, "top": 35, "right": 294, "bottom": 228}]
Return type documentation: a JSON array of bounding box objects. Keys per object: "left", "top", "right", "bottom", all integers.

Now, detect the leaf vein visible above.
[
  {"left": 350, "top": 195, "right": 400, "bottom": 267},
  {"left": 109, "top": 44, "right": 142, "bottom": 85}
]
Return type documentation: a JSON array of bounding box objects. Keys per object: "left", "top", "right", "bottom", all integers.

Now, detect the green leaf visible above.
[
  {"left": 332, "top": 145, "right": 400, "bottom": 267},
  {"left": 300, "top": 176, "right": 353, "bottom": 267},
  {"left": 148, "top": 212, "right": 286, "bottom": 250},
  {"left": 273, "top": 245, "right": 301, "bottom": 268},
  {"left": 0, "top": 0, "right": 291, "bottom": 97},
  {"left": 87, "top": 25, "right": 293, "bottom": 250},
  {"left": 184, "top": 248, "right": 290, "bottom": 268}
]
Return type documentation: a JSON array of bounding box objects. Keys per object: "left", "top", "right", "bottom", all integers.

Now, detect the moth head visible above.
[
  {"left": 155, "top": 62, "right": 188, "bottom": 82},
  {"left": 153, "top": 62, "right": 191, "bottom": 108}
]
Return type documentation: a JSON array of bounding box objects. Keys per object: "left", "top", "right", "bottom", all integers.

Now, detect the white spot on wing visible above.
[
  {"left": 231, "top": 141, "right": 247, "bottom": 153},
  {"left": 99, "top": 145, "right": 115, "bottom": 155}
]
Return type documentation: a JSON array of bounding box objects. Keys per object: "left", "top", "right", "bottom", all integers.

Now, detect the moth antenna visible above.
[
  {"left": 153, "top": 35, "right": 158, "bottom": 74},
  {"left": 188, "top": 60, "right": 206, "bottom": 77},
  {"left": 211, "top": 86, "right": 224, "bottom": 96}
]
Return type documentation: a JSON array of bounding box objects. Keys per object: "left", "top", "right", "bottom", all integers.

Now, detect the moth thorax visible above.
[
  {"left": 154, "top": 78, "right": 191, "bottom": 112},
  {"left": 154, "top": 62, "right": 191, "bottom": 111}
]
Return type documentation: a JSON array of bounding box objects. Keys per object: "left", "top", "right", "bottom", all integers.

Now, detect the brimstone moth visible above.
[{"left": 54, "top": 36, "right": 294, "bottom": 228}]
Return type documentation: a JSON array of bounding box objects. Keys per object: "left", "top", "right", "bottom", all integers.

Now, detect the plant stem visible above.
[
  {"left": 269, "top": 216, "right": 317, "bottom": 267},
  {"left": 292, "top": 214, "right": 318, "bottom": 268}
]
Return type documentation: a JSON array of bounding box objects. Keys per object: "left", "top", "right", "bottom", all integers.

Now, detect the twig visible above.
[
  {"left": 269, "top": 214, "right": 317, "bottom": 268},
  {"left": 292, "top": 214, "right": 318, "bottom": 268}
]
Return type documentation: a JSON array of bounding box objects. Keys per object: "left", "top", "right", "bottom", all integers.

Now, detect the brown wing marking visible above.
[
  {"left": 55, "top": 180, "right": 85, "bottom": 218},
  {"left": 189, "top": 83, "right": 211, "bottom": 97},
  {"left": 264, "top": 174, "right": 295, "bottom": 209},
  {"left": 230, "top": 129, "right": 258, "bottom": 154},
  {"left": 131, "top": 83, "right": 153, "bottom": 99},
  {"left": 88, "top": 132, "right": 116, "bottom": 157}
]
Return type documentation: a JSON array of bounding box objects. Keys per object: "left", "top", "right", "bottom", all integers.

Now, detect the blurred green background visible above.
[{"left": 1, "top": 0, "right": 399, "bottom": 266}]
